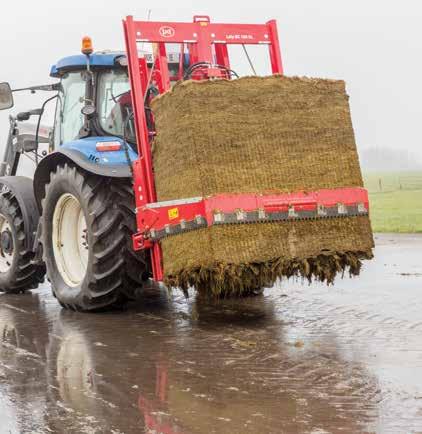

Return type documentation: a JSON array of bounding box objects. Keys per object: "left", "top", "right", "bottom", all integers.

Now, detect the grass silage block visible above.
[{"left": 151, "top": 76, "right": 374, "bottom": 296}]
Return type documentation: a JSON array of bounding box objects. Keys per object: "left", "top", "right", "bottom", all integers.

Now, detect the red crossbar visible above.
[
  {"left": 132, "top": 187, "right": 370, "bottom": 255},
  {"left": 130, "top": 17, "right": 283, "bottom": 72}
]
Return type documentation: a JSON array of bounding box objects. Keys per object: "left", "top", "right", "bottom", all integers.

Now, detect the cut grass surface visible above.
[{"left": 363, "top": 171, "right": 422, "bottom": 233}]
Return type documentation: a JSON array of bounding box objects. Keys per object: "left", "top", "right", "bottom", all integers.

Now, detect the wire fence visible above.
[{"left": 364, "top": 172, "right": 422, "bottom": 193}]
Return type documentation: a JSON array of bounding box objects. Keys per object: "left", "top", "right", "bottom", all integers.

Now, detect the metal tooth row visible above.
[
  {"left": 213, "top": 203, "right": 368, "bottom": 224},
  {"left": 148, "top": 215, "right": 208, "bottom": 241},
  {"left": 147, "top": 203, "right": 369, "bottom": 241},
  {"left": 217, "top": 210, "right": 367, "bottom": 227}
]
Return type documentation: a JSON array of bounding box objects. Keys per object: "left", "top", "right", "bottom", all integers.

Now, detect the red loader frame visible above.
[{"left": 122, "top": 15, "right": 369, "bottom": 282}]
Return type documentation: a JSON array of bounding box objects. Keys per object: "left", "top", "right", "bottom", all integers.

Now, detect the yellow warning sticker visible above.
[{"left": 168, "top": 207, "right": 179, "bottom": 220}]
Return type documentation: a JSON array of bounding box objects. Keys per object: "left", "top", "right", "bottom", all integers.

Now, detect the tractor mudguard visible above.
[
  {"left": 0, "top": 176, "right": 39, "bottom": 251},
  {"left": 33, "top": 137, "right": 137, "bottom": 211}
]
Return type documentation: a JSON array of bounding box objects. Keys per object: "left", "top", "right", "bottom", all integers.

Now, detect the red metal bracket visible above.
[
  {"left": 123, "top": 15, "right": 284, "bottom": 281},
  {"left": 132, "top": 187, "right": 370, "bottom": 261}
]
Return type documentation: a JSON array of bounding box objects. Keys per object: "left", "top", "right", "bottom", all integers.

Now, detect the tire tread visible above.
[
  {"left": 41, "top": 164, "right": 149, "bottom": 311},
  {"left": 0, "top": 191, "right": 45, "bottom": 293}
]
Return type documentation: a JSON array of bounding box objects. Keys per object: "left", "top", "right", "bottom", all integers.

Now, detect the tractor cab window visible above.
[
  {"left": 54, "top": 72, "right": 86, "bottom": 146},
  {"left": 97, "top": 70, "right": 135, "bottom": 142}
]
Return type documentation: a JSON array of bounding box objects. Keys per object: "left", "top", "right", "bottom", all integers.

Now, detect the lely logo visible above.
[{"left": 159, "top": 26, "right": 175, "bottom": 38}]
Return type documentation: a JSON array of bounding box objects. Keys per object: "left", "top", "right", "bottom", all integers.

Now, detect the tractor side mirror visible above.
[{"left": 0, "top": 82, "right": 13, "bottom": 110}]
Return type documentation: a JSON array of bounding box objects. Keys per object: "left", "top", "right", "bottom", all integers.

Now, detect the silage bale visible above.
[{"left": 151, "top": 75, "right": 374, "bottom": 296}]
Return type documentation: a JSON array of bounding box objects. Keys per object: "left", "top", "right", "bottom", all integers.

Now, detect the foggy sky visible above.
[{"left": 1, "top": 0, "right": 421, "bottom": 172}]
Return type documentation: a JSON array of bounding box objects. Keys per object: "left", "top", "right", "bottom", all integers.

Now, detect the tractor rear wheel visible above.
[
  {"left": 40, "top": 163, "right": 149, "bottom": 311},
  {"left": 0, "top": 191, "right": 45, "bottom": 293}
]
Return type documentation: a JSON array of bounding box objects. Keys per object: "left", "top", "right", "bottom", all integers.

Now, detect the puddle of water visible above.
[{"left": 0, "top": 234, "right": 420, "bottom": 433}]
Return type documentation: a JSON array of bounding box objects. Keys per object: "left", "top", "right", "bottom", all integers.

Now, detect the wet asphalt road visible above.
[{"left": 0, "top": 233, "right": 421, "bottom": 434}]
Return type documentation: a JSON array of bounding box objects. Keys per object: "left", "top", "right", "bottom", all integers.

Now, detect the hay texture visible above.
[{"left": 151, "top": 76, "right": 374, "bottom": 296}]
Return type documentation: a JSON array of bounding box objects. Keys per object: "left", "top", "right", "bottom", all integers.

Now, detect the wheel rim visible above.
[
  {"left": 52, "top": 194, "right": 88, "bottom": 287},
  {"left": 0, "top": 213, "right": 13, "bottom": 273}
]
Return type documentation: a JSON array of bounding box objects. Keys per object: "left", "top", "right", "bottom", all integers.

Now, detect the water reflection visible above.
[{"left": 0, "top": 286, "right": 379, "bottom": 433}]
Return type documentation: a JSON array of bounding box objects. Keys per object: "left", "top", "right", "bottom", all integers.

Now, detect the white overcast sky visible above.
[{"left": 1, "top": 0, "right": 421, "bottom": 170}]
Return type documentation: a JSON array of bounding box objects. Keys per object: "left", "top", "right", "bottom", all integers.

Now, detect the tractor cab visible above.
[{"left": 50, "top": 48, "right": 186, "bottom": 148}]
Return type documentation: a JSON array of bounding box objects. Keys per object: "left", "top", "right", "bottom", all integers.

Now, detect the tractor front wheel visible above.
[
  {"left": 0, "top": 191, "right": 45, "bottom": 293},
  {"left": 40, "top": 163, "right": 149, "bottom": 311}
]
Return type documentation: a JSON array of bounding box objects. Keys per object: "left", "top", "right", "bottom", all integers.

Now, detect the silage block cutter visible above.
[{"left": 0, "top": 15, "right": 369, "bottom": 311}]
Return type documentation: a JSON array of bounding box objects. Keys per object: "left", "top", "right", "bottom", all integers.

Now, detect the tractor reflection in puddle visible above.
[{"left": 0, "top": 288, "right": 380, "bottom": 433}]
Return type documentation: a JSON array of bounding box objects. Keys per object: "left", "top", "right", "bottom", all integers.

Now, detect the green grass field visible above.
[{"left": 363, "top": 171, "right": 422, "bottom": 233}]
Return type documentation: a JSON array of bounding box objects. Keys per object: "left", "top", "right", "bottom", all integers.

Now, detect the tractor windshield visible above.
[{"left": 97, "top": 70, "right": 135, "bottom": 142}]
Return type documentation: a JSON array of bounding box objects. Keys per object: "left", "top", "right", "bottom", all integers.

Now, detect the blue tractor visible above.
[{"left": 0, "top": 49, "right": 181, "bottom": 310}]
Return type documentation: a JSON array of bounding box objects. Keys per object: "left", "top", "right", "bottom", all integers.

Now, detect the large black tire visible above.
[
  {"left": 40, "top": 163, "right": 149, "bottom": 311},
  {"left": 0, "top": 190, "right": 45, "bottom": 293}
]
